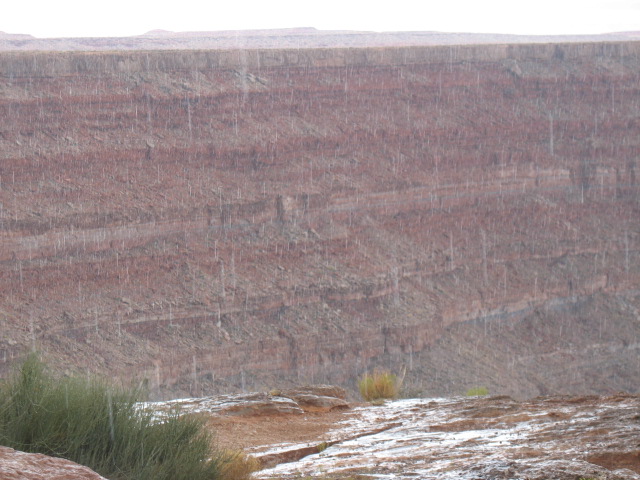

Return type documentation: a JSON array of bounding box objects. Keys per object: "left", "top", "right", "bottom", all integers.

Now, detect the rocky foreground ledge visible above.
[
  {"left": 257, "top": 393, "right": 640, "bottom": 479},
  {"left": 147, "top": 387, "right": 640, "bottom": 479},
  {"left": 2, "top": 390, "right": 639, "bottom": 479}
]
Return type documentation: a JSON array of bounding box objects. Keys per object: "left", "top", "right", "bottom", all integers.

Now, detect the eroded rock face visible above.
[
  {"left": 0, "top": 42, "right": 639, "bottom": 399},
  {"left": 0, "top": 447, "right": 107, "bottom": 480}
]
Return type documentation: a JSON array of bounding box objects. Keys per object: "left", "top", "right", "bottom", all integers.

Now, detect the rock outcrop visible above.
[
  {"left": 279, "top": 386, "right": 349, "bottom": 412},
  {"left": 0, "top": 447, "right": 107, "bottom": 480},
  {"left": 148, "top": 392, "right": 304, "bottom": 417},
  {"left": 0, "top": 41, "right": 639, "bottom": 398},
  {"left": 256, "top": 394, "right": 640, "bottom": 479},
  {"left": 145, "top": 385, "right": 349, "bottom": 417}
]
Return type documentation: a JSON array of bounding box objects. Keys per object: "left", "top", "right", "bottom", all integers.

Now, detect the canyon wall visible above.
[{"left": 0, "top": 42, "right": 639, "bottom": 399}]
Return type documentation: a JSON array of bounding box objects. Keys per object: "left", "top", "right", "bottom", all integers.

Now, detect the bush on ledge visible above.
[
  {"left": 358, "top": 369, "right": 401, "bottom": 402},
  {"left": 0, "top": 354, "right": 223, "bottom": 480}
]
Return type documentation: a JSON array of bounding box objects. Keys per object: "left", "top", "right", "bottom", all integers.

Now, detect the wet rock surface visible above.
[
  {"left": 145, "top": 385, "right": 350, "bottom": 418},
  {"left": 0, "top": 446, "right": 107, "bottom": 480},
  {"left": 145, "top": 392, "right": 305, "bottom": 417},
  {"left": 254, "top": 394, "right": 640, "bottom": 479},
  {"left": 5, "top": 393, "right": 638, "bottom": 479}
]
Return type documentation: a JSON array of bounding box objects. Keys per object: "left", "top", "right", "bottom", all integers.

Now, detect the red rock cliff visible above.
[{"left": 0, "top": 42, "right": 639, "bottom": 398}]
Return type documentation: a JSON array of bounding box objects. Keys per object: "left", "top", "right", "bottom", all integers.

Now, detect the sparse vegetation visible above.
[
  {"left": 0, "top": 354, "right": 225, "bottom": 480},
  {"left": 465, "top": 386, "right": 489, "bottom": 397},
  {"left": 218, "top": 449, "right": 261, "bottom": 480},
  {"left": 316, "top": 441, "right": 329, "bottom": 453},
  {"left": 357, "top": 369, "right": 401, "bottom": 402}
]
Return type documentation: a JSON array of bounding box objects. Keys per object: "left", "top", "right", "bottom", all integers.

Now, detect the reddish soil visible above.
[{"left": 209, "top": 409, "right": 358, "bottom": 451}]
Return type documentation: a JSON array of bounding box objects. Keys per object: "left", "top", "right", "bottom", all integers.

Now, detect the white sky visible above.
[{"left": 2, "top": 0, "right": 640, "bottom": 38}]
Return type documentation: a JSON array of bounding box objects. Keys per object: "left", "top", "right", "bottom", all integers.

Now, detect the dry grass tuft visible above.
[
  {"left": 219, "top": 449, "right": 261, "bottom": 480},
  {"left": 358, "top": 369, "right": 402, "bottom": 402}
]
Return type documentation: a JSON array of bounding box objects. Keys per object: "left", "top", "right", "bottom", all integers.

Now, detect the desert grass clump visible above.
[
  {"left": 0, "top": 354, "right": 222, "bottom": 480},
  {"left": 218, "top": 449, "right": 261, "bottom": 480},
  {"left": 357, "top": 369, "right": 401, "bottom": 402},
  {"left": 465, "top": 386, "right": 489, "bottom": 397}
]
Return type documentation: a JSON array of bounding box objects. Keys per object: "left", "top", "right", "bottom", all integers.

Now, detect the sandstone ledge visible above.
[{"left": 0, "top": 446, "right": 107, "bottom": 480}]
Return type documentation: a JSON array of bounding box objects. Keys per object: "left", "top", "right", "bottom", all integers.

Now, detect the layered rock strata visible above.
[{"left": 0, "top": 42, "right": 639, "bottom": 398}]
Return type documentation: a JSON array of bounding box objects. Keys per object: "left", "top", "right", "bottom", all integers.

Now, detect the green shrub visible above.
[
  {"left": 357, "top": 370, "right": 401, "bottom": 402},
  {"left": 0, "top": 354, "right": 222, "bottom": 480},
  {"left": 465, "top": 386, "right": 489, "bottom": 397}
]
